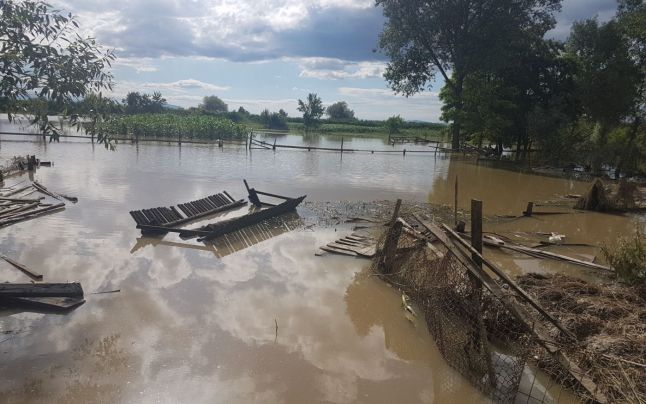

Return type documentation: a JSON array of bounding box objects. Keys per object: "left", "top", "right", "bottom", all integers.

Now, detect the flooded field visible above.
[{"left": 0, "top": 133, "right": 642, "bottom": 403}]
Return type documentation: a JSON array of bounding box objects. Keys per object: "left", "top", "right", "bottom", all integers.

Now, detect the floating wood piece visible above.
[
  {"left": 0, "top": 282, "right": 83, "bottom": 298},
  {"left": 0, "top": 255, "right": 43, "bottom": 281},
  {"left": 33, "top": 181, "right": 77, "bottom": 202},
  {"left": 0, "top": 197, "right": 42, "bottom": 203},
  {"left": 0, "top": 203, "right": 65, "bottom": 227},
  {"left": 196, "top": 195, "right": 305, "bottom": 241},
  {"left": 482, "top": 235, "right": 613, "bottom": 272},
  {"left": 0, "top": 201, "right": 39, "bottom": 219}
]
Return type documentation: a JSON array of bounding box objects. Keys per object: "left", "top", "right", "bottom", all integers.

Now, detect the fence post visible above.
[{"left": 471, "top": 199, "right": 483, "bottom": 268}]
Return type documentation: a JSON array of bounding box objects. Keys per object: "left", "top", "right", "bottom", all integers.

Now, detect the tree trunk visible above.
[{"left": 451, "top": 76, "right": 465, "bottom": 150}]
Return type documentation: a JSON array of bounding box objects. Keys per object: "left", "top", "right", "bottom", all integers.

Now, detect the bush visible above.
[{"left": 602, "top": 231, "right": 646, "bottom": 285}]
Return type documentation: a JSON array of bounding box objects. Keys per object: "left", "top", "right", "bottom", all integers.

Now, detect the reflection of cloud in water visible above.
[{"left": 0, "top": 139, "right": 501, "bottom": 402}]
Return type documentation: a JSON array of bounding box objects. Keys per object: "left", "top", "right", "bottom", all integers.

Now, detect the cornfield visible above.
[{"left": 97, "top": 113, "right": 247, "bottom": 140}]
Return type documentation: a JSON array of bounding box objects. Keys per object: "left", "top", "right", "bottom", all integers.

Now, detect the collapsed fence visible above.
[{"left": 371, "top": 200, "right": 609, "bottom": 403}]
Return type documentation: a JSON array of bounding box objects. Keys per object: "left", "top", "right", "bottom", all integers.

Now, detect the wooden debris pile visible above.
[
  {"left": 317, "top": 233, "right": 376, "bottom": 257},
  {"left": 0, "top": 181, "right": 74, "bottom": 228}
]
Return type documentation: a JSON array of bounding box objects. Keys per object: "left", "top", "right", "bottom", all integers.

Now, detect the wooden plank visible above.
[
  {"left": 487, "top": 238, "right": 613, "bottom": 272},
  {"left": 320, "top": 246, "right": 357, "bottom": 256},
  {"left": 0, "top": 203, "right": 65, "bottom": 227},
  {"left": 0, "top": 197, "right": 41, "bottom": 203},
  {"left": 0, "top": 283, "right": 83, "bottom": 298},
  {"left": 0, "top": 201, "right": 39, "bottom": 219},
  {"left": 0, "top": 255, "right": 43, "bottom": 281},
  {"left": 223, "top": 191, "right": 235, "bottom": 203},
  {"left": 254, "top": 190, "right": 292, "bottom": 200}
]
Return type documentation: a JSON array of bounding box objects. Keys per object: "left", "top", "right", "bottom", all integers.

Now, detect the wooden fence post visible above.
[{"left": 471, "top": 199, "right": 483, "bottom": 268}]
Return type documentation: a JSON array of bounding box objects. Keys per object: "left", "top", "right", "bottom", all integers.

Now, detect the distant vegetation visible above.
[{"left": 97, "top": 113, "right": 247, "bottom": 140}]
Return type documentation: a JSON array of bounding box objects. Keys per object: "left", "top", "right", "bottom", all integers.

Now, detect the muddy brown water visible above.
[{"left": 0, "top": 132, "right": 642, "bottom": 403}]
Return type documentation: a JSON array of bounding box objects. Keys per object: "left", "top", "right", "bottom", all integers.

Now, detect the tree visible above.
[
  {"left": 122, "top": 91, "right": 167, "bottom": 114},
  {"left": 200, "top": 95, "right": 228, "bottom": 113},
  {"left": 385, "top": 115, "right": 404, "bottom": 136},
  {"left": 326, "top": 101, "right": 355, "bottom": 121},
  {"left": 377, "top": 0, "right": 561, "bottom": 150},
  {"left": 567, "top": 18, "right": 641, "bottom": 171},
  {"left": 278, "top": 109, "right": 288, "bottom": 118},
  {"left": 260, "top": 109, "right": 288, "bottom": 130},
  {"left": 0, "top": 0, "right": 115, "bottom": 145},
  {"left": 297, "top": 93, "right": 324, "bottom": 134},
  {"left": 614, "top": 0, "right": 646, "bottom": 177}
]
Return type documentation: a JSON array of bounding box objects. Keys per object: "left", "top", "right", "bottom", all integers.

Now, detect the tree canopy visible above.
[
  {"left": 326, "top": 101, "right": 355, "bottom": 121},
  {"left": 123, "top": 92, "right": 167, "bottom": 114},
  {"left": 0, "top": 0, "right": 115, "bottom": 144},
  {"left": 377, "top": 0, "right": 561, "bottom": 149},
  {"left": 297, "top": 93, "right": 324, "bottom": 134},
  {"left": 200, "top": 95, "right": 228, "bottom": 113}
]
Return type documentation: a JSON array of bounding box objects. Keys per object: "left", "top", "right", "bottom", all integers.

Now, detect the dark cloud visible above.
[{"left": 62, "top": 0, "right": 620, "bottom": 63}]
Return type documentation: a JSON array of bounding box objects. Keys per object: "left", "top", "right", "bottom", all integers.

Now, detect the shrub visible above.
[{"left": 602, "top": 231, "right": 646, "bottom": 285}]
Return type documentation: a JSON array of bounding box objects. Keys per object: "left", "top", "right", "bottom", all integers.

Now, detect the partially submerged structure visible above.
[{"left": 130, "top": 180, "right": 306, "bottom": 243}]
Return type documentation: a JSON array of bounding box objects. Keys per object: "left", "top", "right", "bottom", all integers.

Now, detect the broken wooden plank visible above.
[
  {"left": 482, "top": 236, "right": 613, "bottom": 272},
  {"left": 0, "top": 255, "right": 43, "bottom": 281},
  {"left": 320, "top": 245, "right": 357, "bottom": 256},
  {"left": 0, "top": 283, "right": 83, "bottom": 298},
  {"left": 0, "top": 201, "right": 39, "bottom": 219},
  {"left": 33, "top": 181, "right": 77, "bottom": 202}
]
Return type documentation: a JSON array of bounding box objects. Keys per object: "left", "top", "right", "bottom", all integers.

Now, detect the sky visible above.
[{"left": 51, "top": 0, "right": 619, "bottom": 121}]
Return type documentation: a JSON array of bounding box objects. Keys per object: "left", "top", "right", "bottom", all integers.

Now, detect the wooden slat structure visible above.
[{"left": 129, "top": 191, "right": 247, "bottom": 231}]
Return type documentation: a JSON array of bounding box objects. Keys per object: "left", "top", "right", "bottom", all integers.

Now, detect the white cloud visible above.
[
  {"left": 297, "top": 58, "right": 386, "bottom": 80},
  {"left": 140, "top": 79, "right": 230, "bottom": 92},
  {"left": 337, "top": 87, "right": 443, "bottom": 121}
]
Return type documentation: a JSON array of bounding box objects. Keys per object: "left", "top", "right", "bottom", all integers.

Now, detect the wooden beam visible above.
[{"left": 0, "top": 283, "right": 83, "bottom": 298}]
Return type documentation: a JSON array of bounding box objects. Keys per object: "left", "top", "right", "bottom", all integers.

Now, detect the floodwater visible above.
[{"left": 0, "top": 131, "right": 642, "bottom": 403}]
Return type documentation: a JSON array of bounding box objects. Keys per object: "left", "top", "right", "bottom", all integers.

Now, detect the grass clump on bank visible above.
[
  {"left": 98, "top": 113, "right": 247, "bottom": 140},
  {"left": 603, "top": 231, "right": 646, "bottom": 285}
]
